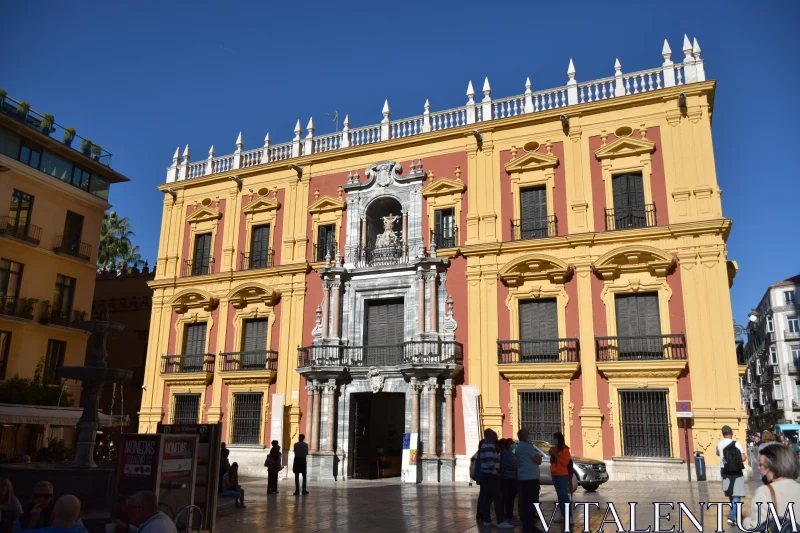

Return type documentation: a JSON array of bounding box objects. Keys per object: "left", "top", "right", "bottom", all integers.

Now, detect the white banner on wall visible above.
[
  {"left": 461, "top": 385, "right": 481, "bottom": 456},
  {"left": 270, "top": 393, "right": 285, "bottom": 477}
]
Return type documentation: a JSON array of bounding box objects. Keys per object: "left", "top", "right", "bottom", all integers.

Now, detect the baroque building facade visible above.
[{"left": 138, "top": 35, "right": 745, "bottom": 481}]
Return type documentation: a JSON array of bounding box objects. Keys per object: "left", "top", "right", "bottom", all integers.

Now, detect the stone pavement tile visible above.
[{"left": 218, "top": 477, "right": 762, "bottom": 533}]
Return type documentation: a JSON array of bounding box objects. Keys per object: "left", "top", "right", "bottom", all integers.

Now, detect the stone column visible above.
[
  {"left": 417, "top": 271, "right": 426, "bottom": 335},
  {"left": 321, "top": 281, "right": 330, "bottom": 339},
  {"left": 424, "top": 378, "right": 438, "bottom": 457},
  {"left": 428, "top": 272, "right": 438, "bottom": 333},
  {"left": 330, "top": 280, "right": 341, "bottom": 339},
  {"left": 410, "top": 377, "right": 422, "bottom": 434},
  {"left": 443, "top": 379, "right": 454, "bottom": 457},
  {"left": 325, "top": 379, "right": 337, "bottom": 453},
  {"left": 360, "top": 217, "right": 367, "bottom": 258},
  {"left": 311, "top": 380, "right": 321, "bottom": 452},
  {"left": 305, "top": 381, "right": 315, "bottom": 442}
]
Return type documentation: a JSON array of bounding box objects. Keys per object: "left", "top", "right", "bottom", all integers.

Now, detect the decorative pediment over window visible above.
[
  {"left": 227, "top": 282, "right": 281, "bottom": 309},
  {"left": 186, "top": 206, "right": 222, "bottom": 223},
  {"left": 499, "top": 254, "right": 573, "bottom": 287},
  {"left": 242, "top": 196, "right": 281, "bottom": 215},
  {"left": 308, "top": 195, "right": 346, "bottom": 215},
  {"left": 592, "top": 245, "right": 675, "bottom": 280},
  {"left": 504, "top": 151, "right": 559, "bottom": 173},
  {"left": 594, "top": 136, "right": 656, "bottom": 160},
  {"left": 421, "top": 178, "right": 466, "bottom": 198},
  {"left": 169, "top": 288, "right": 219, "bottom": 314}
]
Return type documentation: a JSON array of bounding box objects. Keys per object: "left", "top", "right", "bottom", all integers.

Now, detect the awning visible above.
[{"left": 0, "top": 404, "right": 127, "bottom": 427}]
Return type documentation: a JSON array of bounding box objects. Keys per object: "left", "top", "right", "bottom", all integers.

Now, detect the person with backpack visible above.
[
  {"left": 478, "top": 429, "right": 514, "bottom": 529},
  {"left": 549, "top": 432, "right": 572, "bottom": 526},
  {"left": 716, "top": 425, "right": 746, "bottom": 525},
  {"left": 470, "top": 439, "right": 486, "bottom": 522},
  {"left": 265, "top": 440, "right": 283, "bottom": 495},
  {"left": 741, "top": 444, "right": 800, "bottom": 532}
]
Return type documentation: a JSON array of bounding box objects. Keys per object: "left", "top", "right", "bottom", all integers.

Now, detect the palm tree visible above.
[{"left": 98, "top": 211, "right": 143, "bottom": 272}]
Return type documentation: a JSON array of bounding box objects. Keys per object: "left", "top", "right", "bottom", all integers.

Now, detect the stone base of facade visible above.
[
  {"left": 454, "top": 455, "right": 471, "bottom": 482},
  {"left": 419, "top": 456, "right": 457, "bottom": 482},
  {"left": 228, "top": 446, "right": 272, "bottom": 478},
  {"left": 309, "top": 452, "right": 341, "bottom": 481},
  {"left": 606, "top": 457, "right": 754, "bottom": 482}
]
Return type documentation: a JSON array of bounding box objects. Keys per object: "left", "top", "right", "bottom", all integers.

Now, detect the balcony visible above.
[
  {"left": 297, "top": 340, "right": 463, "bottom": 369},
  {"left": 41, "top": 308, "right": 87, "bottom": 329},
  {"left": 510, "top": 216, "right": 557, "bottom": 241},
  {"left": 182, "top": 257, "right": 214, "bottom": 277},
  {"left": 351, "top": 243, "right": 408, "bottom": 267},
  {"left": 219, "top": 350, "right": 278, "bottom": 372},
  {"left": 53, "top": 236, "right": 91, "bottom": 261},
  {"left": 604, "top": 204, "right": 656, "bottom": 231},
  {"left": 161, "top": 354, "right": 215, "bottom": 374},
  {"left": 240, "top": 250, "right": 274, "bottom": 270},
  {"left": 431, "top": 227, "right": 458, "bottom": 249},
  {"left": 595, "top": 334, "right": 687, "bottom": 361},
  {"left": 0, "top": 217, "right": 42, "bottom": 245},
  {"left": 313, "top": 240, "right": 337, "bottom": 262},
  {"left": 0, "top": 296, "right": 38, "bottom": 320},
  {"left": 497, "top": 339, "right": 579, "bottom": 364}
]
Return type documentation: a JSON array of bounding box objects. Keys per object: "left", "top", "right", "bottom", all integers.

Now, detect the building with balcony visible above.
[
  {"left": 740, "top": 274, "right": 800, "bottom": 432},
  {"left": 0, "top": 92, "right": 129, "bottom": 456},
  {"left": 137, "top": 35, "right": 745, "bottom": 481}
]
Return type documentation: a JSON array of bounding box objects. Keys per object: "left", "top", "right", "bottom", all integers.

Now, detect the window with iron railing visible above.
[
  {"left": 0, "top": 259, "right": 23, "bottom": 317},
  {"left": 231, "top": 393, "right": 263, "bottom": 445},
  {"left": 52, "top": 274, "right": 76, "bottom": 325},
  {"left": 172, "top": 394, "right": 200, "bottom": 424},
  {"left": 432, "top": 209, "right": 457, "bottom": 248},
  {"left": 315, "top": 224, "right": 336, "bottom": 261}
]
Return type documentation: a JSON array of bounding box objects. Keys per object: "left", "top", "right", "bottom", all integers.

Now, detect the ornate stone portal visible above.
[{"left": 298, "top": 160, "right": 461, "bottom": 483}]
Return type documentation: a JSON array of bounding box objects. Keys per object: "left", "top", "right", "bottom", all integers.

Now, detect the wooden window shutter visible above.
[
  {"left": 184, "top": 323, "right": 206, "bottom": 354},
  {"left": 243, "top": 319, "right": 268, "bottom": 352}
]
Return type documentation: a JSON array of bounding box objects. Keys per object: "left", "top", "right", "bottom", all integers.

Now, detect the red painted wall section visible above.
[
  {"left": 270, "top": 300, "right": 282, "bottom": 352},
  {"left": 589, "top": 135, "right": 607, "bottom": 232},
  {"left": 307, "top": 170, "right": 351, "bottom": 258},
  {"left": 167, "top": 311, "right": 178, "bottom": 354},
  {"left": 226, "top": 303, "right": 236, "bottom": 352},
  {"left": 447, "top": 257, "right": 469, "bottom": 382},
  {"left": 496, "top": 276, "right": 511, "bottom": 439},
  {"left": 648, "top": 127, "right": 669, "bottom": 226},
  {"left": 161, "top": 384, "right": 171, "bottom": 423},
  {"left": 213, "top": 199, "right": 225, "bottom": 273},
  {"left": 591, "top": 271, "right": 615, "bottom": 459},
  {"left": 564, "top": 272, "right": 582, "bottom": 455},
  {"left": 417, "top": 153, "right": 468, "bottom": 245},
  {"left": 300, "top": 265, "right": 324, "bottom": 411},
  {"left": 667, "top": 256, "right": 693, "bottom": 457},
  {"left": 181, "top": 204, "right": 195, "bottom": 265},
  {"left": 204, "top": 384, "right": 212, "bottom": 423}
]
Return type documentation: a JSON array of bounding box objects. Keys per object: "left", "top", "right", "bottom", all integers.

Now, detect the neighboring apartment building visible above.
[
  {"left": 138, "top": 35, "right": 744, "bottom": 481},
  {"left": 741, "top": 274, "right": 800, "bottom": 432},
  {"left": 92, "top": 266, "right": 155, "bottom": 436},
  {"left": 0, "top": 93, "right": 129, "bottom": 455}
]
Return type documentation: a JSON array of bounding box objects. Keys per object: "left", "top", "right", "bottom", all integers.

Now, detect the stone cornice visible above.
[
  {"left": 149, "top": 262, "right": 310, "bottom": 290},
  {"left": 499, "top": 362, "right": 580, "bottom": 381},
  {"left": 596, "top": 360, "right": 687, "bottom": 380}
]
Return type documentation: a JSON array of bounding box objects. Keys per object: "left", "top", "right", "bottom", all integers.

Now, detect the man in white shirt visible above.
[
  {"left": 516, "top": 429, "right": 543, "bottom": 533},
  {"left": 716, "top": 425, "right": 746, "bottom": 525}
]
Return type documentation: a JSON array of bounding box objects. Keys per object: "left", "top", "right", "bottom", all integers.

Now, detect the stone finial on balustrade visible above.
[
  {"left": 233, "top": 132, "right": 244, "bottom": 169},
  {"left": 341, "top": 115, "right": 350, "bottom": 148},
  {"left": 661, "top": 39, "right": 676, "bottom": 88},
  {"left": 292, "top": 120, "right": 302, "bottom": 158},
  {"left": 693, "top": 38, "right": 705, "bottom": 82},
  {"left": 166, "top": 147, "right": 180, "bottom": 183},
  {"left": 423, "top": 99, "right": 431, "bottom": 133},
  {"left": 178, "top": 144, "right": 191, "bottom": 181},
  {"left": 305, "top": 117, "right": 315, "bottom": 156},
  {"left": 261, "top": 133, "right": 271, "bottom": 164},
  {"left": 205, "top": 145, "right": 215, "bottom": 176},
  {"left": 381, "top": 100, "right": 391, "bottom": 141},
  {"left": 466, "top": 81, "right": 476, "bottom": 124},
  {"left": 682, "top": 34, "right": 697, "bottom": 83},
  {"left": 567, "top": 59, "right": 578, "bottom": 105},
  {"left": 481, "top": 78, "right": 492, "bottom": 120},
  {"left": 524, "top": 77, "right": 534, "bottom": 113},
  {"left": 614, "top": 59, "right": 625, "bottom": 97}
]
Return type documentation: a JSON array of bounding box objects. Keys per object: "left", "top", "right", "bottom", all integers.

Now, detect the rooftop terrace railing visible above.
[{"left": 165, "top": 36, "right": 706, "bottom": 184}]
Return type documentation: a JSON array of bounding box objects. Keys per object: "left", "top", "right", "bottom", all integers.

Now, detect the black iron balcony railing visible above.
[
  {"left": 44, "top": 308, "right": 87, "bottom": 328},
  {"left": 431, "top": 227, "right": 458, "bottom": 249},
  {"left": 351, "top": 242, "right": 408, "bottom": 267},
  {"left": 510, "top": 216, "right": 557, "bottom": 241},
  {"left": 240, "top": 250, "right": 274, "bottom": 270},
  {"left": 297, "top": 340, "right": 463, "bottom": 368},
  {"left": 161, "top": 353, "right": 215, "bottom": 374},
  {"left": 0, "top": 217, "right": 42, "bottom": 245},
  {"left": 0, "top": 296, "right": 38, "bottom": 320},
  {"left": 604, "top": 204, "right": 656, "bottom": 231},
  {"left": 595, "top": 334, "right": 687, "bottom": 361},
  {"left": 314, "top": 240, "right": 337, "bottom": 262},
  {"left": 497, "top": 338, "right": 580, "bottom": 364},
  {"left": 183, "top": 257, "right": 215, "bottom": 276},
  {"left": 53, "top": 235, "right": 91, "bottom": 261},
  {"left": 219, "top": 350, "right": 279, "bottom": 372}
]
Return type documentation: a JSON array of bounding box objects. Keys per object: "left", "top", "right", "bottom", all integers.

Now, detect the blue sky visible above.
[{"left": 3, "top": 0, "right": 798, "bottom": 324}]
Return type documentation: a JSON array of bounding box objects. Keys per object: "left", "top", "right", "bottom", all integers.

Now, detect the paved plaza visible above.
[{"left": 217, "top": 476, "right": 765, "bottom": 532}]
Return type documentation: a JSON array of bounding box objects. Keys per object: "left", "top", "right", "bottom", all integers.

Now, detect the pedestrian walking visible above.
[
  {"left": 293, "top": 434, "right": 309, "bottom": 496},
  {"left": 516, "top": 429, "right": 543, "bottom": 533},
  {"left": 716, "top": 425, "right": 746, "bottom": 526},
  {"left": 499, "top": 438, "right": 519, "bottom": 523},
  {"left": 742, "top": 444, "right": 800, "bottom": 531},
  {"left": 549, "top": 432, "right": 572, "bottom": 525},
  {"left": 265, "top": 441, "right": 282, "bottom": 494},
  {"left": 478, "top": 429, "right": 514, "bottom": 529}
]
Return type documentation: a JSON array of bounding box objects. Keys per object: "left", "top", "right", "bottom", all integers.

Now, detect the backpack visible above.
[
  {"left": 723, "top": 441, "right": 743, "bottom": 473},
  {"left": 471, "top": 450, "right": 483, "bottom": 485}
]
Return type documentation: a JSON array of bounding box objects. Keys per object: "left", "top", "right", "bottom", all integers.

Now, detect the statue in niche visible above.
[{"left": 375, "top": 212, "right": 400, "bottom": 247}]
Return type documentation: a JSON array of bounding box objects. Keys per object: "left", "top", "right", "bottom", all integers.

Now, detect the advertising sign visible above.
[
  {"left": 157, "top": 423, "right": 221, "bottom": 532},
  {"left": 116, "top": 434, "right": 161, "bottom": 519},
  {"left": 157, "top": 435, "right": 197, "bottom": 521},
  {"left": 401, "top": 433, "right": 419, "bottom": 484}
]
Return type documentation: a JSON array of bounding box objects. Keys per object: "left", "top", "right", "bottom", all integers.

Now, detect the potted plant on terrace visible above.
[
  {"left": 39, "top": 300, "right": 51, "bottom": 324},
  {"left": 63, "top": 127, "right": 76, "bottom": 147},
  {"left": 81, "top": 139, "right": 92, "bottom": 156},
  {"left": 19, "top": 298, "right": 37, "bottom": 320},
  {"left": 90, "top": 143, "right": 102, "bottom": 160},
  {"left": 71, "top": 310, "right": 87, "bottom": 328},
  {"left": 15, "top": 101, "right": 30, "bottom": 123},
  {"left": 40, "top": 114, "right": 55, "bottom": 136}
]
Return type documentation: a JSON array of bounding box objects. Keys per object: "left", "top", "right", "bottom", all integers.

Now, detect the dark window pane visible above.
[
  {"left": 44, "top": 340, "right": 66, "bottom": 384},
  {"left": 619, "top": 390, "right": 671, "bottom": 457},
  {"left": 232, "top": 393, "right": 263, "bottom": 444},
  {"left": 0, "top": 331, "right": 10, "bottom": 380},
  {"left": 172, "top": 394, "right": 200, "bottom": 424},
  {"left": 0, "top": 128, "right": 21, "bottom": 158},
  {"left": 40, "top": 151, "right": 73, "bottom": 182}
]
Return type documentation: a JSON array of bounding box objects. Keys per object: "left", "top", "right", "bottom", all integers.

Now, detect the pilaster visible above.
[
  {"left": 208, "top": 297, "right": 229, "bottom": 424},
  {"left": 221, "top": 187, "right": 239, "bottom": 272},
  {"left": 564, "top": 118, "right": 592, "bottom": 232},
  {"left": 465, "top": 148, "right": 481, "bottom": 244}
]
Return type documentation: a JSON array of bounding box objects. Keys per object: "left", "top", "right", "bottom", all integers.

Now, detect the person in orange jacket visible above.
[{"left": 548, "top": 432, "right": 572, "bottom": 525}]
